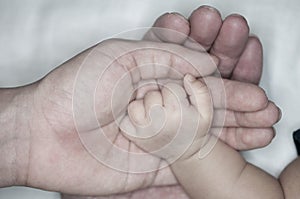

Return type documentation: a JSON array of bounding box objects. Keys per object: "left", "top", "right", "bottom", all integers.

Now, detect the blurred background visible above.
[{"left": 0, "top": 0, "right": 300, "bottom": 198}]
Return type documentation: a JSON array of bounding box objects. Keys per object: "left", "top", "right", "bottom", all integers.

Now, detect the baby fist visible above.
[{"left": 120, "top": 74, "right": 213, "bottom": 162}]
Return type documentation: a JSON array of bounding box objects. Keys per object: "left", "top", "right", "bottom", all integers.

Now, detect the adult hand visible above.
[
  {"left": 0, "top": 38, "right": 278, "bottom": 197},
  {"left": 62, "top": 5, "right": 280, "bottom": 199}
]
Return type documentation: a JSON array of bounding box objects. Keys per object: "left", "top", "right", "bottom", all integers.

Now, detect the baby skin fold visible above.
[{"left": 121, "top": 74, "right": 298, "bottom": 199}]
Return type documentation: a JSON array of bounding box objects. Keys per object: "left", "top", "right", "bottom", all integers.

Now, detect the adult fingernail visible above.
[
  {"left": 199, "top": 5, "right": 220, "bottom": 14},
  {"left": 170, "top": 12, "right": 188, "bottom": 22}
]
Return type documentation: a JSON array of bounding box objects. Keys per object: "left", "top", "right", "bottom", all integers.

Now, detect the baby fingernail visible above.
[{"left": 185, "top": 74, "right": 194, "bottom": 82}]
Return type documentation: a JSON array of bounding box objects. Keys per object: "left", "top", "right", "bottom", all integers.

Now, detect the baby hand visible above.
[{"left": 120, "top": 74, "right": 213, "bottom": 163}]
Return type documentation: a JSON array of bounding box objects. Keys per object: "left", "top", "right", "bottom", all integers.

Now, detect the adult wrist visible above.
[{"left": 0, "top": 84, "right": 37, "bottom": 187}]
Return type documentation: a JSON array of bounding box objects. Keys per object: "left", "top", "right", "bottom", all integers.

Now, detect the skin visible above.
[
  {"left": 120, "top": 74, "right": 213, "bottom": 162},
  {"left": 122, "top": 75, "right": 299, "bottom": 199},
  {"left": 279, "top": 158, "right": 300, "bottom": 199},
  {"left": 0, "top": 39, "right": 280, "bottom": 197},
  {"left": 62, "top": 159, "right": 300, "bottom": 199},
  {"left": 63, "top": 6, "right": 274, "bottom": 199},
  {"left": 145, "top": 6, "right": 263, "bottom": 84},
  {"left": 144, "top": 6, "right": 267, "bottom": 150},
  {"left": 0, "top": 5, "right": 282, "bottom": 199}
]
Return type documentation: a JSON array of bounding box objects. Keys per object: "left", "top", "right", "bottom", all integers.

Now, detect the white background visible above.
[{"left": 0, "top": 0, "right": 299, "bottom": 198}]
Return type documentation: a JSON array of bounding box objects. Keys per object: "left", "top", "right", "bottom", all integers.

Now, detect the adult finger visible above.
[
  {"left": 185, "top": 5, "right": 222, "bottom": 50},
  {"left": 211, "top": 127, "right": 275, "bottom": 150},
  {"left": 143, "top": 13, "right": 190, "bottom": 44},
  {"left": 231, "top": 36, "right": 263, "bottom": 84},
  {"left": 204, "top": 77, "right": 268, "bottom": 111},
  {"left": 210, "top": 14, "right": 249, "bottom": 78},
  {"left": 213, "top": 101, "right": 281, "bottom": 128}
]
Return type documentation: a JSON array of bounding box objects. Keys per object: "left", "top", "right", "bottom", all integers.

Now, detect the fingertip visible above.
[
  {"left": 255, "top": 87, "right": 269, "bottom": 110},
  {"left": 210, "top": 13, "right": 250, "bottom": 77},
  {"left": 231, "top": 36, "right": 263, "bottom": 85},
  {"left": 154, "top": 12, "right": 189, "bottom": 29},
  {"left": 184, "top": 75, "right": 209, "bottom": 95},
  {"left": 189, "top": 5, "right": 222, "bottom": 49},
  {"left": 246, "top": 84, "right": 268, "bottom": 111},
  {"left": 224, "top": 14, "right": 249, "bottom": 33},
  {"left": 128, "top": 100, "right": 146, "bottom": 125},
  {"left": 184, "top": 73, "right": 196, "bottom": 82},
  {"left": 152, "top": 12, "right": 190, "bottom": 44},
  {"left": 264, "top": 127, "right": 276, "bottom": 144},
  {"left": 249, "top": 35, "right": 263, "bottom": 48},
  {"left": 169, "top": 12, "right": 189, "bottom": 28},
  {"left": 223, "top": 80, "right": 270, "bottom": 112},
  {"left": 183, "top": 74, "right": 195, "bottom": 96},
  {"left": 184, "top": 77, "right": 212, "bottom": 121},
  {"left": 242, "top": 128, "right": 275, "bottom": 149},
  {"left": 265, "top": 101, "right": 282, "bottom": 125},
  {"left": 194, "top": 5, "right": 222, "bottom": 15},
  {"left": 262, "top": 128, "right": 276, "bottom": 145}
]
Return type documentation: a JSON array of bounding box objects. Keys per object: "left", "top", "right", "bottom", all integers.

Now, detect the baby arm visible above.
[
  {"left": 120, "top": 74, "right": 284, "bottom": 199},
  {"left": 172, "top": 137, "right": 284, "bottom": 199},
  {"left": 280, "top": 157, "right": 300, "bottom": 199}
]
